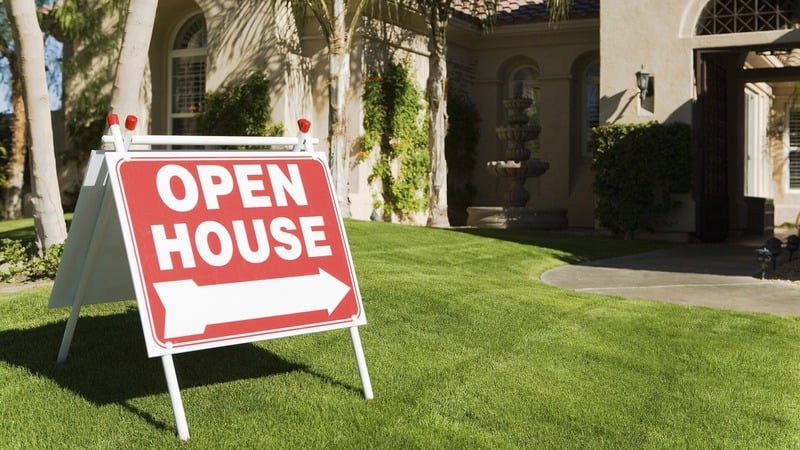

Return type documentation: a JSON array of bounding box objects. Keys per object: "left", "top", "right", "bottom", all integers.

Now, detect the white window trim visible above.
[{"left": 167, "top": 12, "right": 207, "bottom": 136}]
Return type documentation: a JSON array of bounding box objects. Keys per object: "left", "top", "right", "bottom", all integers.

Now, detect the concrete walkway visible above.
[{"left": 541, "top": 243, "right": 800, "bottom": 316}]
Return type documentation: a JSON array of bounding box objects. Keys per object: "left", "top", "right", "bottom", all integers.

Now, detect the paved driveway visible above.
[{"left": 541, "top": 243, "right": 800, "bottom": 316}]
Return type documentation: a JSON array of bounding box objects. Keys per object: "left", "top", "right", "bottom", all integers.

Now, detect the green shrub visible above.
[
  {"left": 0, "top": 238, "right": 27, "bottom": 281},
  {"left": 0, "top": 239, "right": 64, "bottom": 282},
  {"left": 592, "top": 122, "right": 692, "bottom": 239},
  {"left": 25, "top": 243, "right": 64, "bottom": 280},
  {"left": 199, "top": 73, "right": 283, "bottom": 139},
  {"left": 361, "top": 61, "right": 430, "bottom": 222}
]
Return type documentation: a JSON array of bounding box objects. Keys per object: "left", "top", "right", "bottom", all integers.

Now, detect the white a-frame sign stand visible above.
[{"left": 50, "top": 114, "right": 373, "bottom": 441}]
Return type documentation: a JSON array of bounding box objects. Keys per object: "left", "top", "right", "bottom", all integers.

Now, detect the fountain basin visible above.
[
  {"left": 487, "top": 160, "right": 550, "bottom": 178},
  {"left": 466, "top": 207, "right": 568, "bottom": 229},
  {"left": 502, "top": 98, "right": 533, "bottom": 110},
  {"left": 496, "top": 125, "right": 541, "bottom": 142}
]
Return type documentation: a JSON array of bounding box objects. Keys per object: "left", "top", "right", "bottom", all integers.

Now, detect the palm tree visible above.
[
  {"left": 109, "top": 0, "right": 158, "bottom": 128},
  {"left": 5, "top": 0, "right": 67, "bottom": 250},
  {"left": 272, "top": 0, "right": 375, "bottom": 216},
  {"left": 417, "top": 0, "right": 573, "bottom": 227}
]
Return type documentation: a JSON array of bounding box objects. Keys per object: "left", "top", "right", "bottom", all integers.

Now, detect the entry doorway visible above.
[
  {"left": 695, "top": 52, "right": 730, "bottom": 242},
  {"left": 694, "top": 47, "right": 800, "bottom": 242}
]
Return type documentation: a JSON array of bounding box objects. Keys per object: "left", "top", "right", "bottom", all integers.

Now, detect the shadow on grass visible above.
[
  {"left": 0, "top": 309, "right": 360, "bottom": 431},
  {"left": 0, "top": 218, "right": 73, "bottom": 244},
  {"left": 448, "top": 227, "right": 672, "bottom": 264}
]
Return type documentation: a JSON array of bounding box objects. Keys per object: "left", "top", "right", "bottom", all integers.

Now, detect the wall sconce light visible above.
[{"left": 636, "top": 65, "right": 651, "bottom": 101}]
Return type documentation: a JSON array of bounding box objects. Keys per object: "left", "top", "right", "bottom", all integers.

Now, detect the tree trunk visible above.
[
  {"left": 426, "top": 7, "right": 450, "bottom": 227},
  {"left": 110, "top": 0, "right": 157, "bottom": 127},
  {"left": 328, "top": 0, "right": 351, "bottom": 217},
  {"left": 3, "top": 55, "right": 26, "bottom": 219},
  {"left": 6, "top": 0, "right": 67, "bottom": 252}
]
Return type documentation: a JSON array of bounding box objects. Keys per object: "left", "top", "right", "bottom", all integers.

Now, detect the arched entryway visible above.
[{"left": 692, "top": 0, "right": 800, "bottom": 241}]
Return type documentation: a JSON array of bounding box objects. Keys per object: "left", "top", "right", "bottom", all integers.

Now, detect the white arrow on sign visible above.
[{"left": 153, "top": 269, "right": 351, "bottom": 339}]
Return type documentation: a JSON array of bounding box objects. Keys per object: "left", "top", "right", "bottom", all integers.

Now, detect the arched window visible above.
[
  {"left": 696, "top": 0, "right": 798, "bottom": 35},
  {"left": 169, "top": 14, "right": 207, "bottom": 135},
  {"left": 581, "top": 61, "right": 600, "bottom": 156},
  {"left": 508, "top": 65, "right": 540, "bottom": 155}
]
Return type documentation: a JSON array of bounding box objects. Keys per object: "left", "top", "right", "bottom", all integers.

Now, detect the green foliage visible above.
[
  {"left": 445, "top": 90, "right": 479, "bottom": 226},
  {"left": 25, "top": 242, "right": 63, "bottom": 279},
  {"left": 361, "top": 61, "right": 429, "bottom": 221},
  {"left": 0, "top": 237, "right": 63, "bottom": 282},
  {"left": 62, "top": 76, "right": 110, "bottom": 166},
  {"left": 592, "top": 122, "right": 692, "bottom": 239},
  {"left": 48, "top": 0, "right": 128, "bottom": 165},
  {"left": 0, "top": 238, "right": 26, "bottom": 281},
  {"left": 199, "top": 73, "right": 283, "bottom": 140}
]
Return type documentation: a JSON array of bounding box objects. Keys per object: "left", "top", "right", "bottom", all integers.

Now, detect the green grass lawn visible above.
[
  {"left": 1, "top": 220, "right": 798, "bottom": 448},
  {"left": 0, "top": 214, "right": 72, "bottom": 244}
]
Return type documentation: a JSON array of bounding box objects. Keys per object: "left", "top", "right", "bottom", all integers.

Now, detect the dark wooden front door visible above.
[{"left": 695, "top": 54, "right": 729, "bottom": 242}]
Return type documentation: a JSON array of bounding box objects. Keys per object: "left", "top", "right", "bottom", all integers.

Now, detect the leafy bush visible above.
[
  {"left": 592, "top": 122, "right": 692, "bottom": 239},
  {"left": 445, "top": 91, "right": 479, "bottom": 226},
  {"left": 0, "top": 238, "right": 27, "bottom": 281},
  {"left": 199, "top": 72, "right": 283, "bottom": 138},
  {"left": 0, "top": 239, "right": 64, "bottom": 282},
  {"left": 25, "top": 243, "right": 65, "bottom": 280},
  {"left": 361, "top": 61, "right": 430, "bottom": 221}
]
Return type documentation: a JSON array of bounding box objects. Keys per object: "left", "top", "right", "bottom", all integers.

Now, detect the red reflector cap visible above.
[
  {"left": 125, "top": 115, "right": 138, "bottom": 131},
  {"left": 298, "top": 118, "right": 311, "bottom": 133},
  {"left": 107, "top": 113, "right": 119, "bottom": 126}
]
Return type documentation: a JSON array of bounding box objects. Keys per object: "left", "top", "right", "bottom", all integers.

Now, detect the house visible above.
[{"left": 90, "top": 0, "right": 800, "bottom": 241}]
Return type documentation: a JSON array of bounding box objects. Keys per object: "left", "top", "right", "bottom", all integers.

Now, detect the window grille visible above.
[
  {"left": 508, "top": 65, "right": 540, "bottom": 156},
  {"left": 170, "top": 14, "right": 207, "bottom": 136},
  {"left": 789, "top": 108, "right": 800, "bottom": 189},
  {"left": 697, "top": 0, "right": 798, "bottom": 35},
  {"left": 582, "top": 62, "right": 600, "bottom": 156}
]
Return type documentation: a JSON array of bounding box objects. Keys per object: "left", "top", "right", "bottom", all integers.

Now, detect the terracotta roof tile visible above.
[{"left": 454, "top": 0, "right": 599, "bottom": 24}]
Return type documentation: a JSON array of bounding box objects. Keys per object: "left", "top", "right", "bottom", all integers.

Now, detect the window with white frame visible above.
[
  {"left": 789, "top": 107, "right": 800, "bottom": 190},
  {"left": 508, "top": 65, "right": 540, "bottom": 156},
  {"left": 169, "top": 14, "right": 207, "bottom": 135},
  {"left": 581, "top": 61, "right": 600, "bottom": 156}
]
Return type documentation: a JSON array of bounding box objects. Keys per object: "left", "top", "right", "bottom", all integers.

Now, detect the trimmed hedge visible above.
[{"left": 592, "top": 122, "right": 692, "bottom": 239}]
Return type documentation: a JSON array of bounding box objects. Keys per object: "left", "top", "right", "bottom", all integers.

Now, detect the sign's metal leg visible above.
[
  {"left": 161, "top": 354, "right": 190, "bottom": 441},
  {"left": 56, "top": 188, "right": 113, "bottom": 364},
  {"left": 56, "top": 299, "right": 84, "bottom": 364},
  {"left": 349, "top": 326, "right": 373, "bottom": 400}
]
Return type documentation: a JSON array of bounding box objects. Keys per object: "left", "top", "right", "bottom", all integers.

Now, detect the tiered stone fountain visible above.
[{"left": 466, "top": 97, "right": 567, "bottom": 229}]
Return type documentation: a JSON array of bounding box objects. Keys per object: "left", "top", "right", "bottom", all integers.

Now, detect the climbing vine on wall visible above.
[{"left": 361, "top": 60, "right": 429, "bottom": 221}]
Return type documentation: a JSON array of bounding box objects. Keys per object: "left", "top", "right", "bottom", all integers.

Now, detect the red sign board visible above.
[{"left": 105, "top": 151, "right": 365, "bottom": 356}]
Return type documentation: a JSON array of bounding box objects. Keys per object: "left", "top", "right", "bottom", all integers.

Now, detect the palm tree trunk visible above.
[
  {"left": 110, "top": 0, "right": 157, "bottom": 127},
  {"left": 6, "top": 0, "right": 67, "bottom": 251},
  {"left": 3, "top": 55, "right": 26, "bottom": 219},
  {"left": 329, "top": 0, "right": 352, "bottom": 217},
  {"left": 426, "top": 6, "right": 450, "bottom": 227}
]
